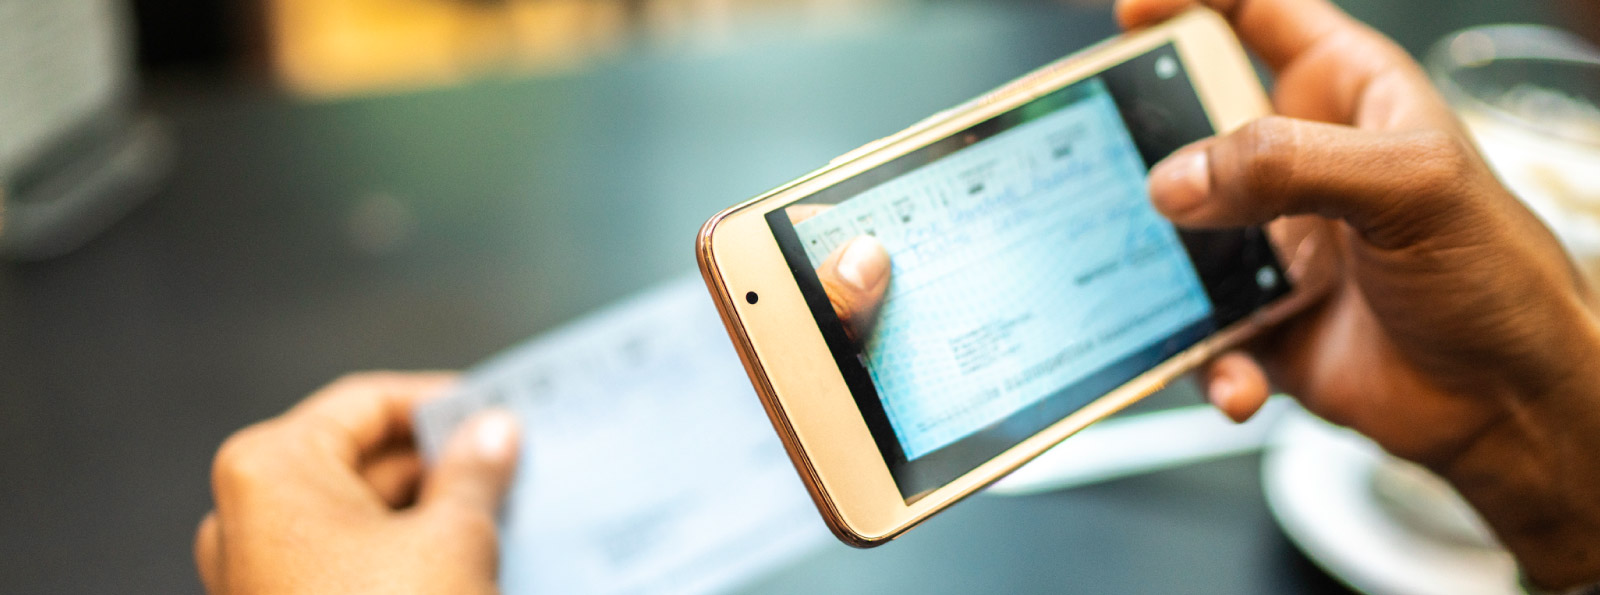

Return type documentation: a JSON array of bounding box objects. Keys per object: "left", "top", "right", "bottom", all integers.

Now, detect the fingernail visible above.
[
  {"left": 470, "top": 409, "right": 519, "bottom": 462},
  {"left": 837, "top": 236, "right": 889, "bottom": 292},
  {"left": 1148, "top": 147, "right": 1210, "bottom": 217}
]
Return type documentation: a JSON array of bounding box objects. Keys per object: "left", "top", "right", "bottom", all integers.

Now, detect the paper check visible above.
[
  {"left": 792, "top": 78, "right": 1212, "bottom": 459},
  {"left": 415, "top": 276, "right": 830, "bottom": 594}
]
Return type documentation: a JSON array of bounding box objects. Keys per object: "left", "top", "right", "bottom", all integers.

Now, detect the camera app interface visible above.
[
  {"left": 765, "top": 44, "right": 1285, "bottom": 498},
  {"left": 791, "top": 77, "right": 1209, "bottom": 460}
]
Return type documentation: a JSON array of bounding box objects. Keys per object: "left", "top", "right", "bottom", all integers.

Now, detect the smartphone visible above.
[{"left": 696, "top": 8, "right": 1329, "bottom": 547}]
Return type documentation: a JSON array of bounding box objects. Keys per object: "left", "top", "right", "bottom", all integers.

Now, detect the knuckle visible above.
[
  {"left": 211, "top": 423, "right": 281, "bottom": 492},
  {"left": 1371, "top": 130, "right": 1491, "bottom": 248},
  {"left": 315, "top": 370, "right": 449, "bottom": 404},
  {"left": 1239, "top": 118, "right": 1298, "bottom": 177},
  {"left": 304, "top": 370, "right": 411, "bottom": 411},
  {"left": 1230, "top": 117, "right": 1301, "bottom": 200},
  {"left": 432, "top": 502, "right": 500, "bottom": 545},
  {"left": 1406, "top": 130, "right": 1477, "bottom": 191},
  {"left": 325, "top": 370, "right": 400, "bottom": 392}
]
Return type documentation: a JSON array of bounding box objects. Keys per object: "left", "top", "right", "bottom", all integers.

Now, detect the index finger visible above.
[
  {"left": 1115, "top": 0, "right": 1349, "bottom": 72},
  {"left": 286, "top": 371, "right": 458, "bottom": 466}
]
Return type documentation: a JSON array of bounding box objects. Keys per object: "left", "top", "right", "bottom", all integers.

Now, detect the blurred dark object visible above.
[
  {"left": 128, "top": 0, "right": 247, "bottom": 71},
  {"left": 0, "top": 0, "right": 171, "bottom": 260},
  {"left": 1564, "top": 0, "right": 1600, "bottom": 44}
]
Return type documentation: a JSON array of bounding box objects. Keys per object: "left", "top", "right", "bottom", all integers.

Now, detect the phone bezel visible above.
[{"left": 697, "top": 8, "right": 1329, "bottom": 547}]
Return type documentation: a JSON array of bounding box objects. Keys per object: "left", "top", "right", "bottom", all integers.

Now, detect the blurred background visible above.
[
  {"left": 139, "top": 0, "right": 1597, "bottom": 94},
  {"left": 2, "top": 0, "right": 1596, "bottom": 593}
]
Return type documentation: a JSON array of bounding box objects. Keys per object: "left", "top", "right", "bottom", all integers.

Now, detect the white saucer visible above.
[{"left": 1261, "top": 409, "right": 1518, "bottom": 595}]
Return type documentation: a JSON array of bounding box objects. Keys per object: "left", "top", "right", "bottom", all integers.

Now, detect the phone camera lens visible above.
[
  {"left": 746, "top": 291, "right": 759, "bottom": 304},
  {"left": 1256, "top": 266, "right": 1279, "bottom": 290}
]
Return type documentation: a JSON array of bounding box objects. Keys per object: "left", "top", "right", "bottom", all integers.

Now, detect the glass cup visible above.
[{"left": 1428, "top": 24, "right": 1600, "bottom": 284}]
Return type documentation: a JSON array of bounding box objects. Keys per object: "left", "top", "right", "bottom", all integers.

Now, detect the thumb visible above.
[
  {"left": 419, "top": 409, "right": 520, "bottom": 525},
  {"left": 816, "top": 235, "right": 892, "bottom": 342},
  {"left": 1148, "top": 116, "right": 1481, "bottom": 250}
]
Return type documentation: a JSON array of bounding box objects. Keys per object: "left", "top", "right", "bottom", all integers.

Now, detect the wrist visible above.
[{"left": 1440, "top": 319, "right": 1600, "bottom": 590}]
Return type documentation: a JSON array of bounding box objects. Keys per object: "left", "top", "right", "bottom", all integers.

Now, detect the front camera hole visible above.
[
  {"left": 1155, "top": 55, "right": 1179, "bottom": 80},
  {"left": 746, "top": 291, "right": 759, "bottom": 304}
]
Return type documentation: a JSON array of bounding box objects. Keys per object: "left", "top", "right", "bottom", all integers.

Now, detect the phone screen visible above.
[{"left": 765, "top": 43, "right": 1289, "bottom": 500}]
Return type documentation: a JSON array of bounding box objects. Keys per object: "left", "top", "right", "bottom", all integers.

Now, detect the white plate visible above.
[{"left": 1261, "top": 409, "right": 1518, "bottom": 595}]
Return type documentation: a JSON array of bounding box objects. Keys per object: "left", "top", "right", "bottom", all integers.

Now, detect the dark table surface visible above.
[{"left": 0, "top": 1, "right": 1566, "bottom": 593}]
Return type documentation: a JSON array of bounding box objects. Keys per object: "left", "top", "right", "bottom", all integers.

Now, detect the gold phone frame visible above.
[{"left": 697, "top": 8, "right": 1327, "bottom": 547}]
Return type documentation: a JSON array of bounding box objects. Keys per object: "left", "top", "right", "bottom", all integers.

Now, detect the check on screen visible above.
[{"left": 793, "top": 78, "right": 1213, "bottom": 460}]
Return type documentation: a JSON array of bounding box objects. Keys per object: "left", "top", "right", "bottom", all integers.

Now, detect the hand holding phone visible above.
[
  {"left": 699, "top": 8, "right": 1329, "bottom": 546},
  {"left": 1121, "top": 0, "right": 1600, "bottom": 589}
]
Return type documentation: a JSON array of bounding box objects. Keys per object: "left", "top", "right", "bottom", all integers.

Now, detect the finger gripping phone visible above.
[{"left": 696, "top": 9, "right": 1326, "bottom": 547}]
